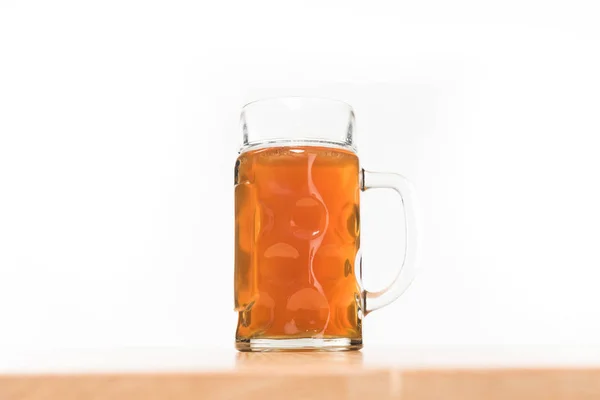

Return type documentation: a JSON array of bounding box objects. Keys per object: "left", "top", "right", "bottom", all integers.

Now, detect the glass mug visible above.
[{"left": 234, "top": 97, "right": 418, "bottom": 351}]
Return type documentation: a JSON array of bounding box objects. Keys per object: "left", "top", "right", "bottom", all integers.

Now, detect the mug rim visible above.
[
  {"left": 239, "top": 96, "right": 356, "bottom": 154},
  {"left": 242, "top": 96, "right": 354, "bottom": 112}
]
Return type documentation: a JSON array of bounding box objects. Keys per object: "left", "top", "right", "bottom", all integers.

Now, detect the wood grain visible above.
[
  {"left": 0, "top": 372, "right": 395, "bottom": 400},
  {"left": 2, "top": 350, "right": 600, "bottom": 399},
  {"left": 402, "top": 369, "right": 600, "bottom": 400}
]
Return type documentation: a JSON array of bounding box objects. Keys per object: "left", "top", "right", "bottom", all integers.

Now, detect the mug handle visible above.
[{"left": 360, "top": 169, "right": 420, "bottom": 314}]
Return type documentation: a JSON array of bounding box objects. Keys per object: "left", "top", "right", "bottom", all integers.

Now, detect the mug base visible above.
[{"left": 236, "top": 337, "right": 362, "bottom": 352}]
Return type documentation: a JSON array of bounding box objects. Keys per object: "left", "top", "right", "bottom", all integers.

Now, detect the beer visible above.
[{"left": 234, "top": 146, "right": 362, "bottom": 342}]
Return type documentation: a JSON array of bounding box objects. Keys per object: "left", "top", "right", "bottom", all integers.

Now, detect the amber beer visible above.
[{"left": 235, "top": 146, "right": 362, "bottom": 344}]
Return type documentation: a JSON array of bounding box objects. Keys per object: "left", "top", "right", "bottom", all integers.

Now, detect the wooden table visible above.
[{"left": 2, "top": 347, "right": 600, "bottom": 399}]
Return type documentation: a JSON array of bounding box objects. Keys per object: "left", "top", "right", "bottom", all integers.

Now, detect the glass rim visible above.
[
  {"left": 241, "top": 96, "right": 354, "bottom": 112},
  {"left": 239, "top": 96, "right": 356, "bottom": 154}
]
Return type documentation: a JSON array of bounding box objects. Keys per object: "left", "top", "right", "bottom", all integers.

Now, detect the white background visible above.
[{"left": 1, "top": 0, "right": 600, "bottom": 361}]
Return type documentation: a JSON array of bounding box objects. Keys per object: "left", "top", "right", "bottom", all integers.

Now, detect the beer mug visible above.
[{"left": 234, "top": 97, "right": 418, "bottom": 351}]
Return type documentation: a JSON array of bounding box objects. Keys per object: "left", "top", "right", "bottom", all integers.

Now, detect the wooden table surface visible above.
[{"left": 2, "top": 347, "right": 600, "bottom": 399}]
